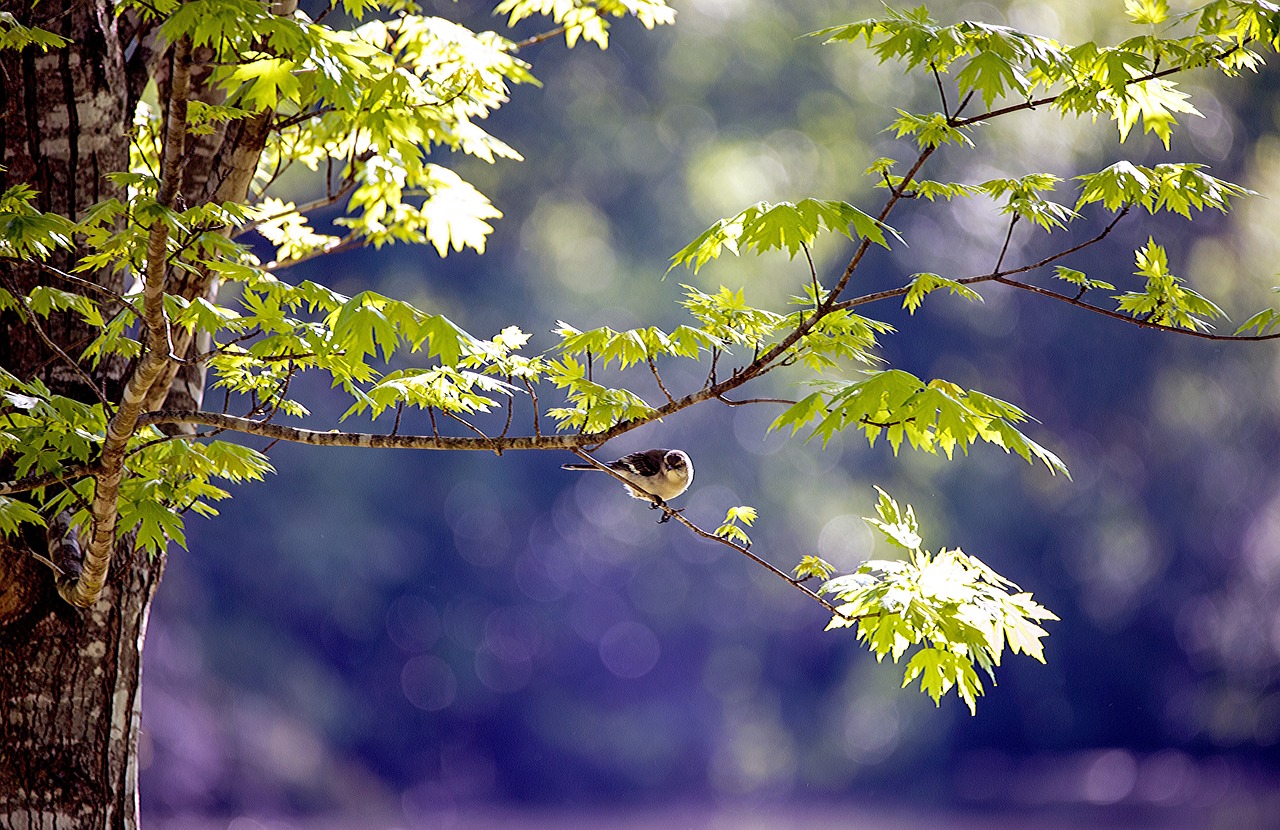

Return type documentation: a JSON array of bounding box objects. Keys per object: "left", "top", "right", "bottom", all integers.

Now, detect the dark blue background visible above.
[{"left": 139, "top": 1, "right": 1280, "bottom": 826}]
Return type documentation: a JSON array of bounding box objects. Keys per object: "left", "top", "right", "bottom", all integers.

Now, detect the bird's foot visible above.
[{"left": 657, "top": 507, "right": 683, "bottom": 524}]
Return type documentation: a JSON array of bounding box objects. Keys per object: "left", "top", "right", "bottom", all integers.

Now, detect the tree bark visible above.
[
  {"left": 0, "top": 542, "right": 162, "bottom": 830},
  {"left": 2, "top": 0, "right": 283, "bottom": 819},
  {"left": 0, "top": 0, "right": 155, "bottom": 826}
]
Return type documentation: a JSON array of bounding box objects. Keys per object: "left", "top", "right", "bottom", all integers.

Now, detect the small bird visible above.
[{"left": 562, "top": 449, "right": 694, "bottom": 508}]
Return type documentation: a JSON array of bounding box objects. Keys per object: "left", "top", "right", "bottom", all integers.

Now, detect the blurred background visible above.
[{"left": 139, "top": 0, "right": 1280, "bottom": 827}]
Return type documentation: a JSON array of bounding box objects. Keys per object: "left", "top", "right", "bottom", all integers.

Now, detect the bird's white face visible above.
[{"left": 661, "top": 451, "right": 692, "bottom": 487}]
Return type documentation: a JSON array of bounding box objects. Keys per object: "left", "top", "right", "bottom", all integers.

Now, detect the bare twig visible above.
[
  {"left": 716, "top": 395, "right": 797, "bottom": 407},
  {"left": 836, "top": 206, "right": 1131, "bottom": 312},
  {"left": 511, "top": 25, "right": 569, "bottom": 51},
  {"left": 647, "top": 355, "right": 675, "bottom": 404},
  {"left": 523, "top": 377, "right": 542, "bottom": 436},
  {"left": 802, "top": 241, "right": 821, "bottom": 301},
  {"left": 0, "top": 273, "right": 113, "bottom": 411},
  {"left": 991, "top": 276, "right": 1280, "bottom": 341},
  {"left": 567, "top": 449, "right": 851, "bottom": 620},
  {"left": 500, "top": 382, "right": 515, "bottom": 439},
  {"left": 931, "top": 61, "right": 951, "bottom": 119},
  {"left": 994, "top": 215, "right": 1018, "bottom": 274},
  {"left": 0, "top": 464, "right": 96, "bottom": 496}
]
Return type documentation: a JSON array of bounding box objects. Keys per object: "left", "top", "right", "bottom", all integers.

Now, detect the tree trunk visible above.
[
  {"left": 0, "top": 1, "right": 156, "bottom": 826},
  {"left": 0, "top": 544, "right": 163, "bottom": 829},
  {"left": 2, "top": 0, "right": 282, "bottom": 818}
]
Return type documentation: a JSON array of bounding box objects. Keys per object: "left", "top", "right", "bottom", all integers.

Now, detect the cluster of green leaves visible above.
[
  {"left": 818, "top": 489, "right": 1057, "bottom": 714},
  {"left": 770, "top": 370, "right": 1068, "bottom": 475},
  {"left": 0, "top": 11, "right": 70, "bottom": 51},
  {"left": 8, "top": 0, "right": 1279, "bottom": 711},
  {"left": 0, "top": 185, "right": 75, "bottom": 259},
  {"left": 119, "top": 0, "right": 539, "bottom": 264},
  {"left": 863, "top": 155, "right": 1253, "bottom": 328},
  {"left": 670, "top": 198, "right": 896, "bottom": 273},
  {"left": 1075, "top": 161, "right": 1253, "bottom": 215},
  {"left": 496, "top": 0, "right": 676, "bottom": 49},
  {"left": 713, "top": 505, "right": 757, "bottom": 547},
  {"left": 871, "top": 157, "right": 1251, "bottom": 236},
  {"left": 1114, "top": 237, "right": 1225, "bottom": 331},
  {"left": 818, "top": 0, "right": 1280, "bottom": 147},
  {"left": 0, "top": 0, "right": 682, "bottom": 559},
  {"left": 0, "top": 371, "right": 271, "bottom": 555}
]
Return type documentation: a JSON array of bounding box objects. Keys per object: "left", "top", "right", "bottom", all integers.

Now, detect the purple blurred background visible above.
[{"left": 138, "top": 0, "right": 1280, "bottom": 826}]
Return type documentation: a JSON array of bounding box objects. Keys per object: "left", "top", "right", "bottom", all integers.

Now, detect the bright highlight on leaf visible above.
[
  {"left": 1113, "top": 237, "right": 1226, "bottom": 332},
  {"left": 864, "top": 487, "right": 922, "bottom": 550},
  {"left": 793, "top": 555, "right": 836, "bottom": 582},
  {"left": 819, "top": 488, "right": 1057, "bottom": 714},
  {"left": 1124, "top": 0, "right": 1169, "bottom": 26},
  {"left": 770, "top": 370, "right": 1069, "bottom": 476},
  {"left": 670, "top": 199, "right": 898, "bottom": 274},
  {"left": 715, "top": 505, "right": 758, "bottom": 547}
]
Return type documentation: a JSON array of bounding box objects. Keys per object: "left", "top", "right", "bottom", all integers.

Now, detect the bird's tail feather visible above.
[{"left": 561, "top": 463, "right": 598, "bottom": 471}]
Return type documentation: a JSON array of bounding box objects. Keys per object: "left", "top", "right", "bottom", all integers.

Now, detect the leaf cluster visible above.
[
  {"left": 713, "top": 505, "right": 757, "bottom": 547},
  {"left": 818, "top": 1, "right": 1280, "bottom": 146},
  {"left": 771, "top": 370, "right": 1069, "bottom": 475},
  {"left": 818, "top": 489, "right": 1057, "bottom": 713},
  {"left": 670, "top": 199, "right": 896, "bottom": 274},
  {"left": 0, "top": 371, "right": 271, "bottom": 556}
]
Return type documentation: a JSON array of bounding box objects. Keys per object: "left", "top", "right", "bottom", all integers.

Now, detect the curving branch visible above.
[
  {"left": 0, "top": 464, "right": 96, "bottom": 496},
  {"left": 64, "top": 35, "right": 194, "bottom": 609},
  {"left": 951, "top": 42, "right": 1250, "bottom": 129},
  {"left": 833, "top": 204, "right": 1280, "bottom": 341},
  {"left": 989, "top": 276, "right": 1280, "bottom": 341},
  {"left": 567, "top": 449, "right": 852, "bottom": 620}
]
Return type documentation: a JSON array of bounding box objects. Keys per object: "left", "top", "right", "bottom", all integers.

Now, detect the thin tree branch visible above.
[
  {"left": 233, "top": 175, "right": 360, "bottom": 239},
  {"left": 442, "top": 410, "right": 506, "bottom": 455},
  {"left": 0, "top": 464, "right": 96, "bottom": 496},
  {"left": 0, "top": 273, "right": 113, "bottom": 411},
  {"left": 993, "top": 215, "right": 1018, "bottom": 274},
  {"left": 500, "top": 383, "right": 515, "bottom": 439},
  {"left": 31, "top": 260, "right": 138, "bottom": 314},
  {"left": 931, "top": 61, "right": 951, "bottom": 119},
  {"left": 951, "top": 42, "right": 1248, "bottom": 128},
  {"left": 716, "top": 395, "right": 796, "bottom": 407},
  {"left": 522, "top": 377, "right": 542, "bottom": 436},
  {"left": 647, "top": 355, "right": 675, "bottom": 404},
  {"left": 137, "top": 410, "right": 590, "bottom": 449},
  {"left": 511, "top": 25, "right": 569, "bottom": 50},
  {"left": 835, "top": 205, "right": 1131, "bottom": 312},
  {"left": 266, "top": 230, "right": 360, "bottom": 270},
  {"left": 568, "top": 449, "right": 851, "bottom": 620},
  {"left": 832, "top": 205, "right": 1277, "bottom": 340},
  {"left": 802, "top": 241, "right": 821, "bottom": 300},
  {"left": 991, "top": 276, "right": 1280, "bottom": 341}
]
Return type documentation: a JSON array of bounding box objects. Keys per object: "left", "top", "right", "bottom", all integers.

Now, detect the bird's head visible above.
[{"left": 662, "top": 450, "right": 692, "bottom": 479}]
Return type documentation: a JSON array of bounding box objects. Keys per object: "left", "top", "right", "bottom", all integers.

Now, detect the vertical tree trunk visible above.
[
  {"left": 2, "top": 0, "right": 280, "bottom": 819},
  {"left": 0, "top": 546, "right": 162, "bottom": 829},
  {"left": 0, "top": 1, "right": 155, "bottom": 826}
]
